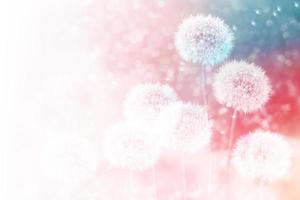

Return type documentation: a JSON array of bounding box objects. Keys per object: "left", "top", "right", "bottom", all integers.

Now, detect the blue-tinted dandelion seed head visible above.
[{"left": 175, "top": 15, "right": 234, "bottom": 66}]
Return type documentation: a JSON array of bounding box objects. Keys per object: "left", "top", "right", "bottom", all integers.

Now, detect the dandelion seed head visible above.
[
  {"left": 175, "top": 15, "right": 234, "bottom": 66},
  {"left": 213, "top": 61, "right": 271, "bottom": 113},
  {"left": 103, "top": 122, "right": 161, "bottom": 171},
  {"left": 40, "top": 134, "right": 99, "bottom": 185},
  {"left": 158, "top": 102, "right": 212, "bottom": 153},
  {"left": 232, "top": 130, "right": 292, "bottom": 182},
  {"left": 124, "top": 83, "right": 178, "bottom": 127}
]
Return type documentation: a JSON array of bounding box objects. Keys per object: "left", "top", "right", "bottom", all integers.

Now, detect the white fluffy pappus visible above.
[
  {"left": 123, "top": 83, "right": 178, "bottom": 128},
  {"left": 232, "top": 130, "right": 292, "bottom": 182},
  {"left": 213, "top": 61, "right": 271, "bottom": 113},
  {"left": 157, "top": 102, "right": 212, "bottom": 153},
  {"left": 175, "top": 15, "right": 234, "bottom": 66},
  {"left": 103, "top": 122, "right": 161, "bottom": 171}
]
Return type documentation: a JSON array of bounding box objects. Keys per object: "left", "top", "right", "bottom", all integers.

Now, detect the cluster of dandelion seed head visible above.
[
  {"left": 213, "top": 61, "right": 271, "bottom": 113},
  {"left": 158, "top": 102, "right": 212, "bottom": 153},
  {"left": 40, "top": 134, "right": 99, "bottom": 185},
  {"left": 175, "top": 15, "right": 234, "bottom": 66},
  {"left": 124, "top": 83, "right": 178, "bottom": 128},
  {"left": 232, "top": 130, "right": 292, "bottom": 182},
  {"left": 103, "top": 122, "right": 161, "bottom": 171}
]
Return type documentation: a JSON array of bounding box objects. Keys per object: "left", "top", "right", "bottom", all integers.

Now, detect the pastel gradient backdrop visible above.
[{"left": 4, "top": 0, "right": 300, "bottom": 199}]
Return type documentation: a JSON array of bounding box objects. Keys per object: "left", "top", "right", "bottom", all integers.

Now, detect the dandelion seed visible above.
[
  {"left": 213, "top": 61, "right": 271, "bottom": 113},
  {"left": 103, "top": 122, "right": 161, "bottom": 171},
  {"left": 232, "top": 130, "right": 292, "bottom": 182},
  {"left": 158, "top": 102, "right": 212, "bottom": 153},
  {"left": 175, "top": 15, "right": 234, "bottom": 66},
  {"left": 277, "top": 6, "right": 282, "bottom": 12}
]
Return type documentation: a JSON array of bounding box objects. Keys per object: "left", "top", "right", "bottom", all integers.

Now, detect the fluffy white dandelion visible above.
[
  {"left": 103, "top": 122, "right": 161, "bottom": 171},
  {"left": 39, "top": 134, "right": 99, "bottom": 185},
  {"left": 124, "top": 83, "right": 178, "bottom": 128},
  {"left": 158, "top": 102, "right": 212, "bottom": 153},
  {"left": 232, "top": 130, "right": 292, "bottom": 182},
  {"left": 175, "top": 15, "right": 234, "bottom": 66},
  {"left": 213, "top": 61, "right": 271, "bottom": 113}
]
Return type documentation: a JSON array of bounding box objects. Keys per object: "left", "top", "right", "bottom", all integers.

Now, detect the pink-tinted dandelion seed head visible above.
[
  {"left": 158, "top": 102, "right": 212, "bottom": 153},
  {"left": 123, "top": 83, "right": 178, "bottom": 128},
  {"left": 213, "top": 61, "right": 272, "bottom": 113},
  {"left": 232, "top": 130, "right": 292, "bottom": 182},
  {"left": 103, "top": 122, "right": 161, "bottom": 171}
]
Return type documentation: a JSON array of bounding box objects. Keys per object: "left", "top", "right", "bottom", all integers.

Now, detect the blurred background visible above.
[{"left": 3, "top": 0, "right": 300, "bottom": 199}]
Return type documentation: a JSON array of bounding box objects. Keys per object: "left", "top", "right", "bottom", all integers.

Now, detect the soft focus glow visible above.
[
  {"left": 103, "top": 122, "right": 161, "bottom": 171},
  {"left": 39, "top": 134, "right": 99, "bottom": 185},
  {"left": 213, "top": 60, "right": 272, "bottom": 113},
  {"left": 123, "top": 83, "right": 178, "bottom": 128},
  {"left": 232, "top": 130, "right": 292, "bottom": 182},
  {"left": 175, "top": 15, "right": 234, "bottom": 66},
  {"left": 5, "top": 0, "right": 300, "bottom": 199}
]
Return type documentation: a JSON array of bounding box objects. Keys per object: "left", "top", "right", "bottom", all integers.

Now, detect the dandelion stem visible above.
[
  {"left": 201, "top": 66, "right": 214, "bottom": 198},
  {"left": 181, "top": 152, "right": 187, "bottom": 200},
  {"left": 227, "top": 109, "right": 238, "bottom": 170},
  {"left": 128, "top": 170, "right": 134, "bottom": 200},
  {"left": 201, "top": 66, "right": 208, "bottom": 109},
  {"left": 152, "top": 165, "right": 159, "bottom": 200},
  {"left": 258, "top": 179, "right": 264, "bottom": 200}
]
